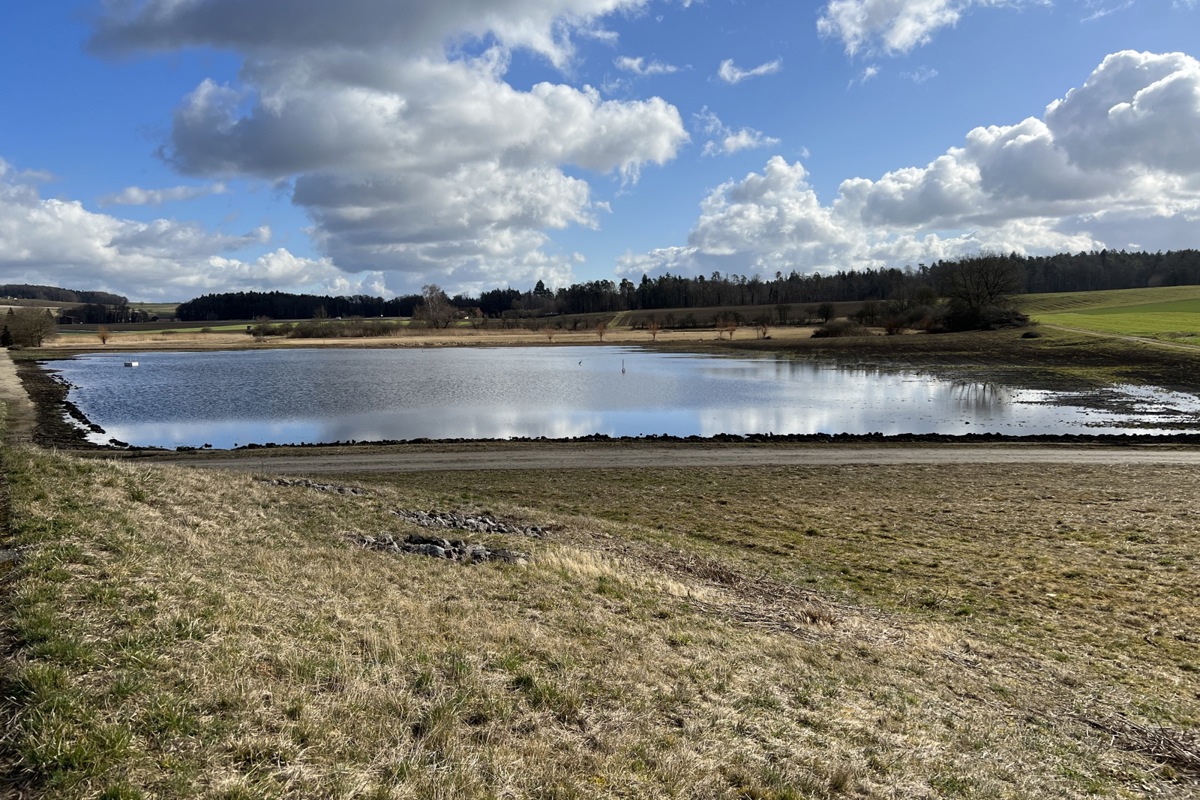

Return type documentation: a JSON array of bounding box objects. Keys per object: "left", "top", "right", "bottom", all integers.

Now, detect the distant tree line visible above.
[
  {"left": 66, "top": 303, "right": 156, "bottom": 324},
  {"left": 1, "top": 284, "right": 155, "bottom": 324},
  {"left": 174, "top": 248, "right": 1200, "bottom": 323},
  {"left": 2, "top": 284, "right": 127, "bottom": 306},
  {"left": 176, "top": 290, "right": 426, "bottom": 322},
  {"left": 1020, "top": 248, "right": 1200, "bottom": 293}
]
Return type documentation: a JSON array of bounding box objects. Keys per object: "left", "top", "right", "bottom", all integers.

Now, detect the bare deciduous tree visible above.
[
  {"left": 854, "top": 300, "right": 882, "bottom": 327},
  {"left": 6, "top": 308, "right": 58, "bottom": 347},
  {"left": 717, "top": 313, "right": 737, "bottom": 340},
  {"left": 932, "top": 253, "right": 1029, "bottom": 329},
  {"left": 934, "top": 253, "right": 1025, "bottom": 311},
  {"left": 415, "top": 285, "right": 456, "bottom": 329}
]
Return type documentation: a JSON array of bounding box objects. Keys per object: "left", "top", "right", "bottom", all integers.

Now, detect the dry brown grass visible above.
[
  {"left": 41, "top": 324, "right": 822, "bottom": 353},
  {"left": 1079, "top": 715, "right": 1200, "bottom": 780},
  {"left": 3, "top": 448, "right": 1198, "bottom": 798}
]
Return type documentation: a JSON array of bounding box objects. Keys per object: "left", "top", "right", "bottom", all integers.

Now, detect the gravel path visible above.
[
  {"left": 141, "top": 443, "right": 1200, "bottom": 474},
  {"left": 0, "top": 353, "right": 37, "bottom": 444}
]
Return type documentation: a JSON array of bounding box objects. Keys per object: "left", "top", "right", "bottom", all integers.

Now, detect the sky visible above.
[{"left": 1, "top": 1, "right": 1199, "bottom": 302}]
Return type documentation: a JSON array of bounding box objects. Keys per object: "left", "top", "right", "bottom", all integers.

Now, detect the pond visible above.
[{"left": 47, "top": 346, "right": 1200, "bottom": 449}]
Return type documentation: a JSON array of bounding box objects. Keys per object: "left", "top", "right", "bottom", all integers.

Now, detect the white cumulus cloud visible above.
[
  {"left": 99, "top": 183, "right": 228, "bottom": 207},
  {"left": 621, "top": 51, "right": 1200, "bottom": 280},
  {"left": 90, "top": 0, "right": 688, "bottom": 294},
  {"left": 90, "top": 0, "right": 654, "bottom": 70},
  {"left": 0, "top": 162, "right": 379, "bottom": 301},
  {"left": 717, "top": 58, "right": 782, "bottom": 84},
  {"left": 849, "top": 64, "right": 880, "bottom": 87},
  {"left": 615, "top": 55, "right": 679, "bottom": 75},
  {"left": 902, "top": 65, "right": 939, "bottom": 83},
  {"left": 695, "top": 109, "right": 779, "bottom": 156},
  {"left": 817, "top": 0, "right": 1039, "bottom": 57}
]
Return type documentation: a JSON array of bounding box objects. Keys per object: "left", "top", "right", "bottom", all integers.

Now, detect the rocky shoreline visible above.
[{"left": 14, "top": 359, "right": 98, "bottom": 448}]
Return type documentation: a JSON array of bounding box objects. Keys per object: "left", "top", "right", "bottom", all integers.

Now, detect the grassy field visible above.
[
  {"left": 45, "top": 284, "right": 1200, "bottom": 356},
  {"left": 1018, "top": 286, "right": 1200, "bottom": 343},
  {"left": 6, "top": 317, "right": 1200, "bottom": 797},
  {"left": 128, "top": 302, "right": 181, "bottom": 318},
  {"left": 1017, "top": 286, "right": 1200, "bottom": 314},
  {"left": 37, "top": 321, "right": 805, "bottom": 356},
  {"left": 2, "top": 442, "right": 1198, "bottom": 798}
]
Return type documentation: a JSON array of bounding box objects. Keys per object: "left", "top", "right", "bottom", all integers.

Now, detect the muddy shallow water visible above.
[{"left": 42, "top": 346, "right": 1200, "bottom": 449}]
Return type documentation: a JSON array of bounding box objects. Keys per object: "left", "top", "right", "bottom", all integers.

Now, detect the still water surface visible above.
[{"left": 50, "top": 347, "right": 1200, "bottom": 448}]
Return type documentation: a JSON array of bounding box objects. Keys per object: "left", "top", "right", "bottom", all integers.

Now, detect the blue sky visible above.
[{"left": 1, "top": 1, "right": 1198, "bottom": 301}]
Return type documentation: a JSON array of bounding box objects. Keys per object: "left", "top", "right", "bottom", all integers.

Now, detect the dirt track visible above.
[
  {"left": 0, "top": 352, "right": 37, "bottom": 444},
  {"left": 137, "top": 443, "right": 1200, "bottom": 474}
]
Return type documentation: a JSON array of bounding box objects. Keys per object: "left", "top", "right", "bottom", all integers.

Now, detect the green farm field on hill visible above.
[{"left": 1019, "top": 286, "right": 1200, "bottom": 343}]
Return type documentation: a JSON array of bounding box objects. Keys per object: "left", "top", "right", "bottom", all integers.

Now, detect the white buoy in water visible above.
[{"left": 124, "top": 361, "right": 139, "bottom": 367}]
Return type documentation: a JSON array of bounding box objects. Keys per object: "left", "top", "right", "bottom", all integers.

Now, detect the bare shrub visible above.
[
  {"left": 852, "top": 300, "right": 882, "bottom": 327},
  {"left": 251, "top": 316, "right": 272, "bottom": 342},
  {"left": 716, "top": 313, "right": 738, "bottom": 340},
  {"left": 811, "top": 319, "right": 870, "bottom": 338}
]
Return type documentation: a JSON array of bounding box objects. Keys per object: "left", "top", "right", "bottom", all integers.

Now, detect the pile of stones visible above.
[
  {"left": 0, "top": 548, "right": 20, "bottom": 581},
  {"left": 347, "top": 532, "right": 528, "bottom": 564},
  {"left": 264, "top": 478, "right": 370, "bottom": 496},
  {"left": 391, "top": 509, "right": 546, "bottom": 538}
]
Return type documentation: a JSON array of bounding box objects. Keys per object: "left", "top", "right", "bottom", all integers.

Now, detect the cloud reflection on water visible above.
[{"left": 55, "top": 346, "right": 1200, "bottom": 449}]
